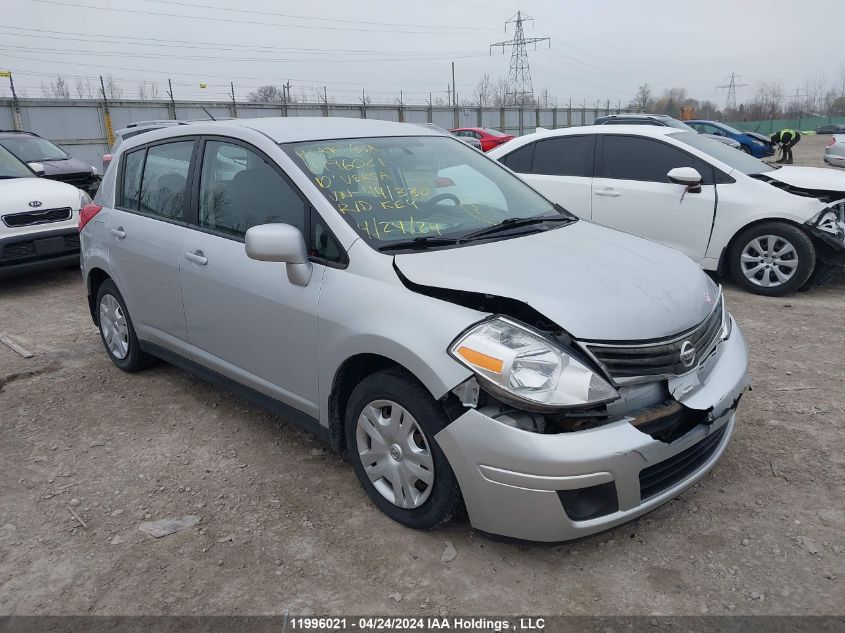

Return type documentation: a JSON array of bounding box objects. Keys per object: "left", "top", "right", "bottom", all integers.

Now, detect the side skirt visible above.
[{"left": 140, "top": 341, "right": 331, "bottom": 445}]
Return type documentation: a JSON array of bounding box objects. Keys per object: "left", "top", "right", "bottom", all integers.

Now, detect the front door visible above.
[
  {"left": 591, "top": 135, "right": 717, "bottom": 261},
  {"left": 179, "top": 138, "right": 324, "bottom": 417}
]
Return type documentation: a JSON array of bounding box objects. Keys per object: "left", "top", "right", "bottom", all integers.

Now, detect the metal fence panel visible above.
[
  {"left": 503, "top": 109, "right": 520, "bottom": 135},
  {"left": 239, "top": 106, "right": 283, "bottom": 118},
  {"left": 111, "top": 105, "right": 171, "bottom": 129},
  {"left": 328, "top": 107, "right": 362, "bottom": 118},
  {"left": 20, "top": 104, "right": 102, "bottom": 141},
  {"left": 364, "top": 108, "right": 399, "bottom": 122},
  {"left": 481, "top": 109, "right": 500, "bottom": 129},
  {"left": 0, "top": 104, "right": 13, "bottom": 129},
  {"left": 458, "top": 108, "right": 477, "bottom": 128},
  {"left": 431, "top": 109, "right": 454, "bottom": 129},
  {"left": 403, "top": 108, "right": 429, "bottom": 124},
  {"left": 175, "top": 106, "right": 230, "bottom": 121}
]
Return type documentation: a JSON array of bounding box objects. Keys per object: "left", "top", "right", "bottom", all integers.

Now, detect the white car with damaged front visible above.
[{"left": 489, "top": 126, "right": 845, "bottom": 296}]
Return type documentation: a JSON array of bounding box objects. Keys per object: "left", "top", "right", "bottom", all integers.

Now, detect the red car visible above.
[{"left": 450, "top": 127, "right": 515, "bottom": 152}]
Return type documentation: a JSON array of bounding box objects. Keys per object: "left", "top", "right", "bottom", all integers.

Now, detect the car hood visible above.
[
  {"left": 767, "top": 166, "right": 845, "bottom": 192},
  {"left": 36, "top": 157, "right": 94, "bottom": 176},
  {"left": 745, "top": 131, "right": 772, "bottom": 144},
  {"left": 394, "top": 221, "right": 719, "bottom": 341},
  {"left": 0, "top": 177, "right": 82, "bottom": 213}
]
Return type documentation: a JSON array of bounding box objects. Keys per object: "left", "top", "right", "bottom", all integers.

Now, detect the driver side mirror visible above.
[
  {"left": 667, "top": 167, "right": 702, "bottom": 193},
  {"left": 245, "top": 223, "right": 313, "bottom": 287}
]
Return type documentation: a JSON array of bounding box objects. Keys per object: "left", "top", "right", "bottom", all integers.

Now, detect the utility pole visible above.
[
  {"left": 229, "top": 81, "right": 238, "bottom": 118},
  {"left": 167, "top": 78, "right": 176, "bottom": 120},
  {"left": 490, "top": 11, "right": 550, "bottom": 107},
  {"left": 359, "top": 89, "right": 368, "bottom": 119},
  {"left": 99, "top": 75, "right": 115, "bottom": 146},
  {"left": 321, "top": 86, "right": 329, "bottom": 117},
  {"left": 1, "top": 70, "right": 23, "bottom": 130},
  {"left": 451, "top": 61, "right": 456, "bottom": 107},
  {"left": 446, "top": 84, "right": 452, "bottom": 107},
  {"left": 716, "top": 72, "right": 748, "bottom": 112},
  {"left": 790, "top": 88, "right": 807, "bottom": 129}
]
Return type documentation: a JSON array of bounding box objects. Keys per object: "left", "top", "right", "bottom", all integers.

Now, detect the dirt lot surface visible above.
[{"left": 1, "top": 136, "right": 844, "bottom": 617}]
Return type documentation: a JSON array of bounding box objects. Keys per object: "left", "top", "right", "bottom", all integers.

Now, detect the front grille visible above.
[
  {"left": 0, "top": 232, "right": 80, "bottom": 265},
  {"left": 47, "top": 173, "right": 98, "bottom": 191},
  {"left": 583, "top": 297, "right": 724, "bottom": 379},
  {"left": 639, "top": 424, "right": 728, "bottom": 500},
  {"left": 2, "top": 207, "right": 72, "bottom": 228}
]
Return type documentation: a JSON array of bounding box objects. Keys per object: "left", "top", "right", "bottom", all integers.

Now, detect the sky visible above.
[{"left": 1, "top": 0, "right": 843, "bottom": 106}]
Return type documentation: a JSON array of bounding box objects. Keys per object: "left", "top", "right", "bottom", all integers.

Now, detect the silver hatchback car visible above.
[{"left": 80, "top": 118, "right": 750, "bottom": 542}]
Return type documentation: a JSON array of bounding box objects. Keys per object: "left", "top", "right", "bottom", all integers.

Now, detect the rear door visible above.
[
  {"left": 179, "top": 137, "right": 335, "bottom": 417},
  {"left": 107, "top": 138, "right": 196, "bottom": 346},
  {"left": 591, "top": 135, "right": 717, "bottom": 261},
  {"left": 499, "top": 135, "right": 595, "bottom": 219}
]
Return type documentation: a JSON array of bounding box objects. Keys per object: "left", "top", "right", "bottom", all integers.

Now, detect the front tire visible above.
[
  {"left": 729, "top": 222, "right": 815, "bottom": 296},
  {"left": 740, "top": 144, "right": 752, "bottom": 154},
  {"left": 95, "top": 279, "right": 151, "bottom": 372},
  {"left": 345, "top": 368, "right": 462, "bottom": 530}
]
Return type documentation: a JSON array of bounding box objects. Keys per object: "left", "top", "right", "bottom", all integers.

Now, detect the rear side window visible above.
[
  {"left": 198, "top": 140, "right": 306, "bottom": 238},
  {"left": 121, "top": 149, "right": 144, "bottom": 210},
  {"left": 499, "top": 143, "right": 534, "bottom": 173},
  {"left": 138, "top": 141, "right": 194, "bottom": 220},
  {"left": 532, "top": 136, "right": 594, "bottom": 177},
  {"left": 600, "top": 136, "right": 714, "bottom": 184}
]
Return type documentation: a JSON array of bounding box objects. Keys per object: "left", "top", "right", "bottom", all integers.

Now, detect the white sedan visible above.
[{"left": 489, "top": 125, "right": 845, "bottom": 296}]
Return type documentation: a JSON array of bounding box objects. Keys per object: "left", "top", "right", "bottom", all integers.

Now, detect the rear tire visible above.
[
  {"left": 345, "top": 368, "right": 462, "bottom": 530},
  {"left": 729, "top": 222, "right": 815, "bottom": 296},
  {"left": 95, "top": 279, "right": 151, "bottom": 372},
  {"left": 740, "top": 145, "right": 752, "bottom": 154}
]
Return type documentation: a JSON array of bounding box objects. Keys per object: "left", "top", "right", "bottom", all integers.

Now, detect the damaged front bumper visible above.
[{"left": 435, "top": 319, "right": 750, "bottom": 542}]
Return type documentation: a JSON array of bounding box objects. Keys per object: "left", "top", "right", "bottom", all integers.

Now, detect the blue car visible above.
[{"left": 686, "top": 120, "right": 775, "bottom": 158}]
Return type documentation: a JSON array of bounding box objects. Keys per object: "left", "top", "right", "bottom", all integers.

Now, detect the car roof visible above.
[
  {"left": 598, "top": 113, "right": 669, "bottom": 119},
  {"left": 488, "top": 124, "right": 684, "bottom": 156},
  {"left": 0, "top": 130, "right": 40, "bottom": 138},
  {"left": 208, "top": 117, "right": 442, "bottom": 142}
]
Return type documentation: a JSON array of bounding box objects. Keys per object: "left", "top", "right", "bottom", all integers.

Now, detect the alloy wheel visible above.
[
  {"left": 99, "top": 294, "right": 129, "bottom": 359},
  {"left": 740, "top": 235, "right": 798, "bottom": 288},
  {"left": 355, "top": 399, "right": 434, "bottom": 509}
]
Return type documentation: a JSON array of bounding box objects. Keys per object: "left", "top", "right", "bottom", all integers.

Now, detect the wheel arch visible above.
[
  {"left": 716, "top": 216, "right": 813, "bottom": 277},
  {"left": 86, "top": 267, "right": 112, "bottom": 325}
]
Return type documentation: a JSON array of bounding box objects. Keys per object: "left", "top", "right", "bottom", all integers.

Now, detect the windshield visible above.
[
  {"left": 0, "top": 145, "right": 35, "bottom": 179},
  {"left": 283, "top": 135, "right": 562, "bottom": 248},
  {"left": 0, "top": 136, "right": 68, "bottom": 162},
  {"left": 670, "top": 131, "right": 776, "bottom": 175},
  {"left": 716, "top": 122, "right": 743, "bottom": 135}
]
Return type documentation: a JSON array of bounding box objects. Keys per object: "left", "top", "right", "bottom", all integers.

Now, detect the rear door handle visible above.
[
  {"left": 594, "top": 189, "right": 621, "bottom": 197},
  {"left": 110, "top": 227, "right": 126, "bottom": 239},
  {"left": 184, "top": 250, "right": 208, "bottom": 266}
]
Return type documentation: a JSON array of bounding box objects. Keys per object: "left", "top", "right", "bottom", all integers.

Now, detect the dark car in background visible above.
[
  {"left": 816, "top": 123, "right": 845, "bottom": 134},
  {"left": 686, "top": 120, "right": 775, "bottom": 158},
  {"left": 0, "top": 130, "right": 101, "bottom": 196}
]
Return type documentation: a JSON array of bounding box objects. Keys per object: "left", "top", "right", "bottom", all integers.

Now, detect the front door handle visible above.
[
  {"left": 110, "top": 227, "right": 126, "bottom": 239},
  {"left": 594, "top": 189, "right": 621, "bottom": 197},
  {"left": 184, "top": 250, "right": 208, "bottom": 266}
]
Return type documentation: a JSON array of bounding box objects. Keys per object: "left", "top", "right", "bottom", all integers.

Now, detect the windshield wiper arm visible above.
[
  {"left": 460, "top": 213, "right": 575, "bottom": 242},
  {"left": 378, "top": 236, "right": 461, "bottom": 252}
]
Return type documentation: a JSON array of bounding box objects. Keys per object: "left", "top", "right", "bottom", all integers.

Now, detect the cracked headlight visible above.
[{"left": 448, "top": 316, "right": 618, "bottom": 410}]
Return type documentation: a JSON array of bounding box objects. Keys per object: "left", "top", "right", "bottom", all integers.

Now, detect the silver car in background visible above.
[
  {"left": 80, "top": 118, "right": 749, "bottom": 542},
  {"left": 824, "top": 135, "right": 845, "bottom": 168}
]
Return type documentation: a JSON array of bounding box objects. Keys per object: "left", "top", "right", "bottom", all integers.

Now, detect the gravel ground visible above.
[{"left": 0, "top": 136, "right": 843, "bottom": 616}]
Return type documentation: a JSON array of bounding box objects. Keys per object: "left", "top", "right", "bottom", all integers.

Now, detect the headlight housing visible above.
[
  {"left": 808, "top": 206, "right": 845, "bottom": 242},
  {"left": 448, "top": 316, "right": 618, "bottom": 410},
  {"left": 79, "top": 189, "right": 92, "bottom": 209}
]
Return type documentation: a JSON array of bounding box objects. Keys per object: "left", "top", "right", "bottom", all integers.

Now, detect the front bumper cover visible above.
[{"left": 435, "top": 321, "right": 750, "bottom": 542}]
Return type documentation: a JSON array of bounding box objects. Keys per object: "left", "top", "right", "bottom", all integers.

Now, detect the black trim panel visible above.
[{"left": 139, "top": 341, "right": 331, "bottom": 444}]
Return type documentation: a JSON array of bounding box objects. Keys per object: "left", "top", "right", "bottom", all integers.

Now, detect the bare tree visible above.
[
  {"left": 41, "top": 75, "right": 70, "bottom": 99},
  {"left": 103, "top": 75, "right": 123, "bottom": 99},
  {"left": 473, "top": 73, "right": 493, "bottom": 107},
  {"left": 749, "top": 80, "right": 784, "bottom": 119},
  {"left": 803, "top": 70, "right": 827, "bottom": 114},
  {"left": 75, "top": 77, "right": 96, "bottom": 99},
  {"left": 634, "top": 83, "right": 652, "bottom": 111},
  {"left": 247, "top": 85, "right": 284, "bottom": 103},
  {"left": 491, "top": 77, "right": 509, "bottom": 107},
  {"left": 137, "top": 81, "right": 161, "bottom": 100}
]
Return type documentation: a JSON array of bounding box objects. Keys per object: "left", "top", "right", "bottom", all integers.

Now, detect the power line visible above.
[
  {"left": 32, "top": 0, "right": 499, "bottom": 36},
  {"left": 489, "top": 11, "right": 549, "bottom": 106}
]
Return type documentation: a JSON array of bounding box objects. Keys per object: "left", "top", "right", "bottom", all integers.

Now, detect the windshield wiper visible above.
[
  {"left": 378, "top": 236, "right": 461, "bottom": 252},
  {"left": 460, "top": 213, "right": 575, "bottom": 242}
]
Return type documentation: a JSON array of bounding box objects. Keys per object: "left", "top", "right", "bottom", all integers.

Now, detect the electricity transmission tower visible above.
[
  {"left": 490, "top": 11, "right": 550, "bottom": 106},
  {"left": 716, "top": 73, "right": 748, "bottom": 111}
]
